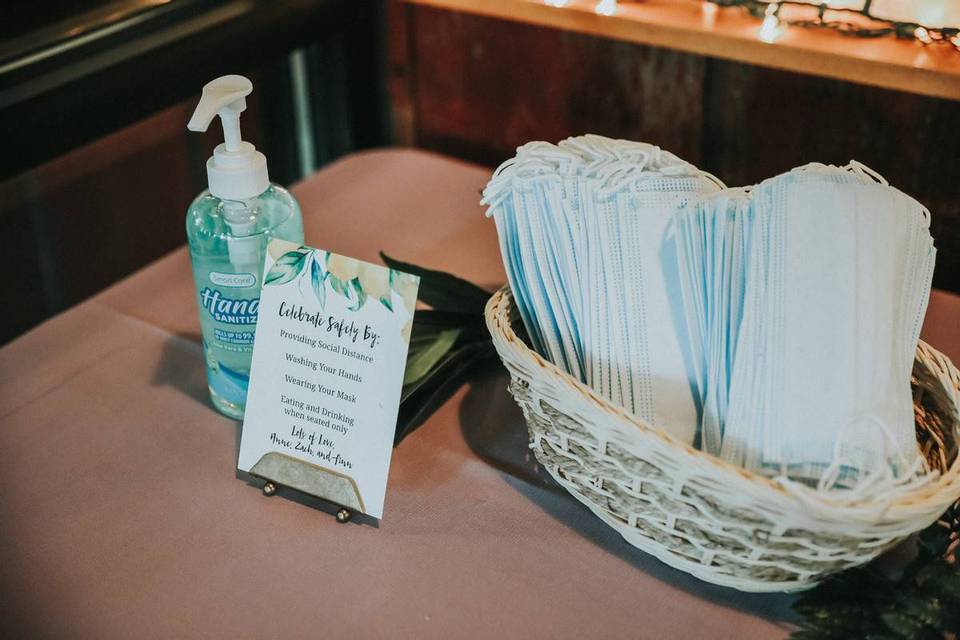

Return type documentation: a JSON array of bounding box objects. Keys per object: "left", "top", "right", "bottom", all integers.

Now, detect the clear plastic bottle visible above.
[
  {"left": 185, "top": 75, "right": 305, "bottom": 418},
  {"left": 186, "top": 186, "right": 304, "bottom": 418}
]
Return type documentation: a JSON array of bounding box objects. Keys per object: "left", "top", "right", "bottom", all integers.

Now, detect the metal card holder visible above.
[{"left": 249, "top": 451, "right": 364, "bottom": 523}]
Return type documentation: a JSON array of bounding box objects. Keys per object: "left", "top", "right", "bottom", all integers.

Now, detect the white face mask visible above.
[
  {"left": 487, "top": 142, "right": 935, "bottom": 491},
  {"left": 482, "top": 135, "right": 724, "bottom": 445},
  {"left": 675, "top": 163, "right": 935, "bottom": 488},
  {"left": 673, "top": 190, "right": 753, "bottom": 455},
  {"left": 490, "top": 187, "right": 547, "bottom": 355}
]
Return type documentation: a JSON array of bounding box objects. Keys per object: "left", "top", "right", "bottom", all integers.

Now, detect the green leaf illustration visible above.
[
  {"left": 310, "top": 257, "right": 326, "bottom": 308},
  {"left": 329, "top": 275, "right": 349, "bottom": 298},
  {"left": 380, "top": 295, "right": 394, "bottom": 312},
  {"left": 349, "top": 278, "right": 367, "bottom": 311},
  {"left": 264, "top": 250, "right": 308, "bottom": 286}
]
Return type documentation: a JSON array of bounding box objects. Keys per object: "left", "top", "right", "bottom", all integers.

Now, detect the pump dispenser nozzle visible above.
[{"left": 188, "top": 75, "right": 269, "bottom": 201}]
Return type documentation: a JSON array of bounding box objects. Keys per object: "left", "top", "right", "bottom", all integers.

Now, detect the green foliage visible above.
[
  {"left": 404, "top": 328, "right": 461, "bottom": 386},
  {"left": 792, "top": 501, "right": 960, "bottom": 640},
  {"left": 386, "top": 253, "right": 499, "bottom": 445},
  {"left": 380, "top": 252, "right": 492, "bottom": 312}
]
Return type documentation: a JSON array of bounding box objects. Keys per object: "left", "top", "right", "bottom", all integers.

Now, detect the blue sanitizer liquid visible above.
[{"left": 186, "top": 185, "right": 304, "bottom": 418}]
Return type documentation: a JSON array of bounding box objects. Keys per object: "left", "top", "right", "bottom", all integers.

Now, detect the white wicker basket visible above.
[{"left": 485, "top": 287, "right": 960, "bottom": 592}]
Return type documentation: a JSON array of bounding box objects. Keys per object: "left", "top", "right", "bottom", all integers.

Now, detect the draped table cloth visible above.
[{"left": 2, "top": 149, "right": 958, "bottom": 639}]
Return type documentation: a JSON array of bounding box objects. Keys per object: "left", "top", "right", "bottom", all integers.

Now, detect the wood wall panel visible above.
[
  {"left": 394, "top": 5, "right": 960, "bottom": 292},
  {"left": 407, "top": 5, "right": 705, "bottom": 167},
  {"left": 0, "top": 103, "right": 199, "bottom": 343}
]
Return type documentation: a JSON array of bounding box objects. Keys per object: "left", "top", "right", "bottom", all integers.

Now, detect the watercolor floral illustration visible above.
[
  {"left": 261, "top": 241, "right": 499, "bottom": 446},
  {"left": 263, "top": 244, "right": 419, "bottom": 337}
]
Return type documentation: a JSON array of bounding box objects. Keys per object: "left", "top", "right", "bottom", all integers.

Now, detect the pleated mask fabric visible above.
[
  {"left": 486, "top": 140, "right": 935, "bottom": 493},
  {"left": 483, "top": 135, "right": 724, "bottom": 444},
  {"left": 673, "top": 163, "right": 936, "bottom": 490}
]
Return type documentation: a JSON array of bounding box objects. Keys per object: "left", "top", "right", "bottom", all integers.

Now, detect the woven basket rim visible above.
[{"left": 485, "top": 286, "right": 960, "bottom": 517}]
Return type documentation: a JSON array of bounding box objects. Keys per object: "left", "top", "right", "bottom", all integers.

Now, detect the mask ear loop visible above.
[
  {"left": 698, "top": 170, "right": 727, "bottom": 191},
  {"left": 483, "top": 143, "right": 587, "bottom": 212},
  {"left": 789, "top": 161, "right": 832, "bottom": 175},
  {"left": 776, "top": 414, "right": 932, "bottom": 522},
  {"left": 786, "top": 159, "right": 933, "bottom": 230},
  {"left": 815, "top": 414, "right": 930, "bottom": 495},
  {"left": 483, "top": 158, "right": 518, "bottom": 213},
  {"left": 843, "top": 160, "right": 933, "bottom": 229},
  {"left": 845, "top": 160, "right": 888, "bottom": 186}
]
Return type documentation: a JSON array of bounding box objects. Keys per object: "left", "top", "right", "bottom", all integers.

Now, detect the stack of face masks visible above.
[
  {"left": 484, "top": 136, "right": 935, "bottom": 491},
  {"left": 482, "top": 135, "right": 724, "bottom": 445},
  {"left": 673, "top": 163, "right": 936, "bottom": 489}
]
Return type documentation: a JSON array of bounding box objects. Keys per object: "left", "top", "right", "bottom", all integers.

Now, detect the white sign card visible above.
[{"left": 238, "top": 239, "right": 419, "bottom": 519}]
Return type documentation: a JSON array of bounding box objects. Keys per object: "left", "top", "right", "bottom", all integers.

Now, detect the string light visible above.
[
  {"left": 543, "top": 0, "right": 959, "bottom": 50},
  {"left": 758, "top": 2, "right": 784, "bottom": 42},
  {"left": 595, "top": 0, "right": 617, "bottom": 16},
  {"left": 707, "top": 0, "right": 960, "bottom": 50}
]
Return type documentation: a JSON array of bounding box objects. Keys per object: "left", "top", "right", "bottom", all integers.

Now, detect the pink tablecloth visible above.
[{"left": 2, "top": 149, "right": 958, "bottom": 639}]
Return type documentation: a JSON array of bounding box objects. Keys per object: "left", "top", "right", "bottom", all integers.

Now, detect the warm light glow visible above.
[
  {"left": 758, "top": 4, "right": 784, "bottom": 42},
  {"left": 758, "top": 16, "right": 783, "bottom": 42},
  {"left": 871, "top": 0, "right": 959, "bottom": 29},
  {"left": 595, "top": 0, "right": 617, "bottom": 16},
  {"left": 701, "top": 1, "right": 719, "bottom": 27},
  {"left": 706, "top": 0, "right": 957, "bottom": 45}
]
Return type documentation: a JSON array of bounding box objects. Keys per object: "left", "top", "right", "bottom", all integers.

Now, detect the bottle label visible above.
[
  {"left": 199, "top": 286, "right": 259, "bottom": 325},
  {"left": 207, "top": 351, "right": 250, "bottom": 406},
  {"left": 209, "top": 271, "right": 257, "bottom": 288},
  {"left": 214, "top": 327, "right": 255, "bottom": 347}
]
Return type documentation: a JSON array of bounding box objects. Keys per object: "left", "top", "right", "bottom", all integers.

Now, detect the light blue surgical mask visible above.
[
  {"left": 482, "top": 135, "right": 724, "bottom": 445},
  {"left": 675, "top": 162, "right": 935, "bottom": 489}
]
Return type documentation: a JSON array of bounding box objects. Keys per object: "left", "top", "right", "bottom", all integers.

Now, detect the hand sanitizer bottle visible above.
[{"left": 185, "top": 75, "right": 305, "bottom": 419}]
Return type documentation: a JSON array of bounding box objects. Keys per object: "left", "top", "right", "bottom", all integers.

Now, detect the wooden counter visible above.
[{"left": 403, "top": 0, "right": 960, "bottom": 101}]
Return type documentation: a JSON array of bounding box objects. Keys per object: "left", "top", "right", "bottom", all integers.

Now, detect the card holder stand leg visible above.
[{"left": 250, "top": 451, "right": 365, "bottom": 524}]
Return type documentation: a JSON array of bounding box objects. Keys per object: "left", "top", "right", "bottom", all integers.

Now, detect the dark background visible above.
[{"left": 1, "top": 0, "right": 957, "bottom": 345}]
